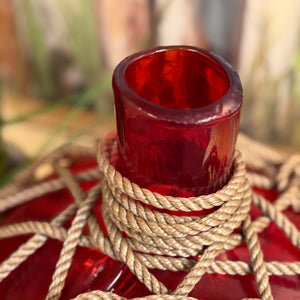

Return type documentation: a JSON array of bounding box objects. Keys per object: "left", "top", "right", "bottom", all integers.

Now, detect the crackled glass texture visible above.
[{"left": 0, "top": 46, "right": 299, "bottom": 300}]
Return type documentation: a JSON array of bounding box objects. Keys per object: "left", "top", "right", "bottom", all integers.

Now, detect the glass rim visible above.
[{"left": 112, "top": 45, "right": 243, "bottom": 125}]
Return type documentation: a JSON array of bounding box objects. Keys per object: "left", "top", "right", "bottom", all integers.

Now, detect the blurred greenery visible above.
[
  {"left": 24, "top": 1, "right": 54, "bottom": 99},
  {"left": 1, "top": 0, "right": 299, "bottom": 188},
  {"left": 19, "top": 1, "right": 103, "bottom": 100},
  {"left": 35, "top": 80, "right": 108, "bottom": 157},
  {"left": 291, "top": 49, "right": 300, "bottom": 146},
  {"left": 295, "top": 49, "right": 300, "bottom": 71},
  {"left": 0, "top": 145, "right": 7, "bottom": 177},
  {"left": 0, "top": 1, "right": 113, "bottom": 186},
  {"left": 0, "top": 77, "right": 110, "bottom": 186},
  {"left": 0, "top": 84, "right": 8, "bottom": 176},
  {"left": 294, "top": 49, "right": 300, "bottom": 100},
  {"left": 58, "top": 1, "right": 102, "bottom": 85}
]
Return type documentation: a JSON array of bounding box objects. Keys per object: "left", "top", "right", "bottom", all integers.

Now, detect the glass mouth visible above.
[{"left": 113, "top": 45, "right": 242, "bottom": 125}]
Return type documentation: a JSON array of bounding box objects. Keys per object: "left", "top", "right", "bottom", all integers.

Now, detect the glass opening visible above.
[{"left": 124, "top": 48, "right": 230, "bottom": 110}]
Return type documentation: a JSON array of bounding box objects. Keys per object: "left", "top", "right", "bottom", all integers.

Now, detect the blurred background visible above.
[{"left": 0, "top": 0, "right": 300, "bottom": 184}]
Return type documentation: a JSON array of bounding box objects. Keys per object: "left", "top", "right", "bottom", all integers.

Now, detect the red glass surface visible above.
[
  {"left": 0, "top": 46, "right": 299, "bottom": 299},
  {"left": 0, "top": 158, "right": 136, "bottom": 300},
  {"left": 113, "top": 46, "right": 242, "bottom": 196}
]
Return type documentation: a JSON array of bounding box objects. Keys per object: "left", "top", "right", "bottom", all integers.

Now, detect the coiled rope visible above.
[{"left": 0, "top": 132, "right": 299, "bottom": 300}]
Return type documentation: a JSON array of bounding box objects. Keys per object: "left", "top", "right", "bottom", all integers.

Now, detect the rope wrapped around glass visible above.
[{"left": 0, "top": 46, "right": 300, "bottom": 300}]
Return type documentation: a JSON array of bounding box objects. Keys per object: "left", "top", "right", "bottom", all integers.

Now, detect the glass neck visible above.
[{"left": 112, "top": 46, "right": 242, "bottom": 197}]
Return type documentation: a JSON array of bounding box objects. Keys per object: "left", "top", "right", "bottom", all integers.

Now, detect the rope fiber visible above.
[{"left": 0, "top": 132, "right": 299, "bottom": 300}]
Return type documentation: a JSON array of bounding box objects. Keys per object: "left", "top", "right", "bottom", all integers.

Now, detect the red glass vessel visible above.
[
  {"left": 0, "top": 46, "right": 299, "bottom": 300},
  {"left": 113, "top": 46, "right": 241, "bottom": 197}
]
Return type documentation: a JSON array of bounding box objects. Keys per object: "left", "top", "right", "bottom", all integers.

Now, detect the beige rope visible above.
[
  {"left": 0, "top": 132, "right": 299, "bottom": 300},
  {"left": 0, "top": 168, "right": 100, "bottom": 213},
  {"left": 0, "top": 203, "right": 81, "bottom": 281},
  {"left": 46, "top": 184, "right": 102, "bottom": 300},
  {"left": 253, "top": 194, "right": 300, "bottom": 249},
  {"left": 237, "top": 133, "right": 285, "bottom": 173},
  {"left": 98, "top": 133, "right": 243, "bottom": 212},
  {"left": 72, "top": 292, "right": 198, "bottom": 300},
  {"left": 243, "top": 214, "right": 273, "bottom": 300}
]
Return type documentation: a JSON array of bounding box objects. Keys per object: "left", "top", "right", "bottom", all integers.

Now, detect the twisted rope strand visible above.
[
  {"left": 72, "top": 291, "right": 198, "bottom": 300},
  {"left": 253, "top": 194, "right": 300, "bottom": 249},
  {"left": 0, "top": 203, "right": 79, "bottom": 282},
  {"left": 98, "top": 138, "right": 247, "bottom": 212},
  {"left": 53, "top": 163, "right": 117, "bottom": 261},
  {"left": 0, "top": 133, "right": 300, "bottom": 300},
  {"left": 0, "top": 168, "right": 100, "bottom": 213},
  {"left": 243, "top": 215, "right": 273, "bottom": 300},
  {"left": 46, "top": 184, "right": 102, "bottom": 300}
]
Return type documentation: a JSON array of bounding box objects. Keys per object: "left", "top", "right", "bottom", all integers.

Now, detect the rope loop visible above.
[
  {"left": 95, "top": 133, "right": 253, "bottom": 296},
  {"left": 0, "top": 132, "right": 299, "bottom": 300},
  {"left": 97, "top": 132, "right": 249, "bottom": 212}
]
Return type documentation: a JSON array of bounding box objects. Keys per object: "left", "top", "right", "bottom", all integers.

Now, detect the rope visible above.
[
  {"left": 46, "top": 184, "right": 102, "bottom": 300},
  {"left": 71, "top": 292, "right": 198, "bottom": 300},
  {"left": 243, "top": 214, "right": 273, "bottom": 300},
  {"left": 0, "top": 132, "right": 299, "bottom": 300}
]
